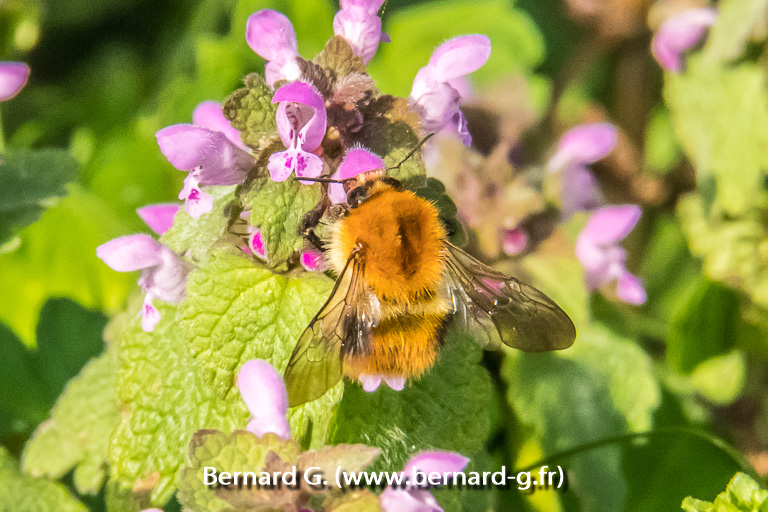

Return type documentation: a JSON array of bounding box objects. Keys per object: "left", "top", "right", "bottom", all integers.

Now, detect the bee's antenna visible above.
[
  {"left": 385, "top": 133, "right": 435, "bottom": 171},
  {"left": 291, "top": 176, "right": 355, "bottom": 184}
]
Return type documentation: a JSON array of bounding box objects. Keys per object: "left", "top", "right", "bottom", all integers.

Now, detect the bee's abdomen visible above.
[{"left": 343, "top": 312, "right": 448, "bottom": 379}]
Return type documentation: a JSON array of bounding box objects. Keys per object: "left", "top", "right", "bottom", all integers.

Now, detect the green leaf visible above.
[
  {"left": 0, "top": 446, "right": 87, "bottom": 512},
  {"left": 22, "top": 350, "right": 120, "bottom": 495},
  {"left": 161, "top": 185, "right": 237, "bottom": 263},
  {"left": 0, "top": 321, "right": 50, "bottom": 433},
  {"left": 368, "top": 0, "right": 545, "bottom": 97},
  {"left": 702, "top": 0, "right": 768, "bottom": 62},
  {"left": 33, "top": 298, "right": 108, "bottom": 404},
  {"left": 0, "top": 148, "right": 78, "bottom": 245},
  {"left": 330, "top": 330, "right": 493, "bottom": 474},
  {"left": 644, "top": 106, "right": 682, "bottom": 175},
  {"left": 178, "top": 251, "right": 341, "bottom": 443},
  {"left": 504, "top": 324, "right": 661, "bottom": 512},
  {"left": 677, "top": 193, "right": 768, "bottom": 309},
  {"left": 244, "top": 176, "right": 322, "bottom": 266},
  {"left": 690, "top": 351, "right": 747, "bottom": 406},
  {"left": 0, "top": 298, "right": 109, "bottom": 436},
  {"left": 682, "top": 472, "right": 768, "bottom": 511},
  {"left": 0, "top": 186, "right": 136, "bottom": 345},
  {"left": 108, "top": 299, "right": 245, "bottom": 506},
  {"left": 222, "top": 73, "right": 278, "bottom": 150},
  {"left": 178, "top": 430, "right": 301, "bottom": 512},
  {"left": 665, "top": 58, "right": 768, "bottom": 215},
  {"left": 297, "top": 444, "right": 381, "bottom": 489},
  {"left": 668, "top": 280, "right": 740, "bottom": 374},
  {"left": 314, "top": 36, "right": 366, "bottom": 76}
]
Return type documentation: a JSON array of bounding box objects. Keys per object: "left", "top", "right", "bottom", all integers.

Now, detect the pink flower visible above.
[
  {"left": 156, "top": 124, "right": 254, "bottom": 218},
  {"left": 246, "top": 10, "right": 302, "bottom": 87},
  {"left": 0, "top": 62, "right": 29, "bottom": 102},
  {"left": 409, "top": 35, "right": 491, "bottom": 146},
  {"left": 267, "top": 81, "right": 327, "bottom": 182},
  {"left": 248, "top": 227, "right": 268, "bottom": 261},
  {"left": 97, "top": 235, "right": 189, "bottom": 332},
  {"left": 237, "top": 360, "right": 291, "bottom": 439},
  {"left": 576, "top": 205, "right": 646, "bottom": 305},
  {"left": 380, "top": 451, "right": 469, "bottom": 512},
  {"left": 333, "top": 0, "right": 388, "bottom": 64},
  {"left": 652, "top": 8, "right": 717, "bottom": 73},
  {"left": 548, "top": 123, "right": 617, "bottom": 217},
  {"left": 548, "top": 123, "right": 617, "bottom": 173},
  {"left": 329, "top": 147, "right": 384, "bottom": 203},
  {"left": 502, "top": 227, "right": 527, "bottom": 256},
  {"left": 300, "top": 249, "right": 326, "bottom": 272},
  {"left": 359, "top": 374, "right": 405, "bottom": 393},
  {"left": 193, "top": 100, "right": 248, "bottom": 151},
  {"left": 136, "top": 204, "right": 180, "bottom": 235}
]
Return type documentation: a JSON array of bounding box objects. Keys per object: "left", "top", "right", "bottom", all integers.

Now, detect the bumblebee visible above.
[{"left": 284, "top": 176, "right": 576, "bottom": 407}]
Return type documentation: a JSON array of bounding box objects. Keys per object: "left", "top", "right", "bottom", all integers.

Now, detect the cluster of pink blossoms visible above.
[
  {"left": 543, "top": 123, "right": 646, "bottom": 305},
  {"left": 97, "top": 0, "right": 491, "bottom": 332}
]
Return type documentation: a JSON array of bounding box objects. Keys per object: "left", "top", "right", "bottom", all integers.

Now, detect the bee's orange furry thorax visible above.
[{"left": 329, "top": 186, "right": 446, "bottom": 303}]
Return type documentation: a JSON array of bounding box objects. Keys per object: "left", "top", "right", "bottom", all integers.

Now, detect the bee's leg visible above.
[
  {"left": 305, "top": 229, "right": 325, "bottom": 252},
  {"left": 299, "top": 195, "right": 330, "bottom": 234}
]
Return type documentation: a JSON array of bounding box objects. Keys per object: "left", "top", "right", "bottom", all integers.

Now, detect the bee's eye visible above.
[{"left": 347, "top": 187, "right": 367, "bottom": 207}]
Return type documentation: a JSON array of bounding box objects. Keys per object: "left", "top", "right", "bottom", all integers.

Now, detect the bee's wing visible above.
[
  {"left": 442, "top": 241, "right": 576, "bottom": 352},
  {"left": 284, "top": 250, "right": 378, "bottom": 407}
]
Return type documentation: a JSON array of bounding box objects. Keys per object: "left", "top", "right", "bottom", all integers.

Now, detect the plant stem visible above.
[
  {"left": 0, "top": 106, "right": 5, "bottom": 154},
  {"left": 516, "top": 426, "right": 763, "bottom": 484}
]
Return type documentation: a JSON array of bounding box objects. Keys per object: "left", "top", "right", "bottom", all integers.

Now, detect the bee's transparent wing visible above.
[
  {"left": 284, "top": 251, "right": 378, "bottom": 407},
  {"left": 442, "top": 241, "right": 576, "bottom": 352}
]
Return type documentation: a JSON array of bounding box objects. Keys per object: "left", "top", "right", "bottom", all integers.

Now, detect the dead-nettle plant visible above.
[{"left": 90, "top": 2, "right": 496, "bottom": 510}]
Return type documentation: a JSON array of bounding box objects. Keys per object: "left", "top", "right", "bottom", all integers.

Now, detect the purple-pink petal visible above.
[
  {"left": 184, "top": 187, "right": 214, "bottom": 218},
  {"left": 548, "top": 123, "right": 618, "bottom": 172},
  {"left": 561, "top": 165, "right": 604, "bottom": 217},
  {"left": 248, "top": 229, "right": 268, "bottom": 260},
  {"left": 0, "top": 62, "right": 29, "bottom": 102},
  {"left": 502, "top": 227, "right": 527, "bottom": 256},
  {"left": 193, "top": 100, "right": 247, "bottom": 150},
  {"left": 293, "top": 151, "right": 324, "bottom": 180},
  {"left": 359, "top": 374, "right": 382, "bottom": 392},
  {"left": 273, "top": 81, "right": 327, "bottom": 151},
  {"left": 141, "top": 298, "right": 162, "bottom": 333},
  {"left": 333, "top": 0, "right": 386, "bottom": 63},
  {"left": 156, "top": 124, "right": 219, "bottom": 170},
  {"left": 237, "top": 360, "right": 291, "bottom": 439},
  {"left": 246, "top": 10, "right": 298, "bottom": 59},
  {"left": 579, "top": 204, "right": 641, "bottom": 246},
  {"left": 339, "top": 0, "right": 385, "bottom": 14},
  {"left": 617, "top": 271, "right": 647, "bottom": 305},
  {"left": 96, "top": 235, "right": 164, "bottom": 272},
  {"left": 652, "top": 8, "right": 717, "bottom": 73},
  {"left": 380, "top": 488, "right": 442, "bottom": 512},
  {"left": 383, "top": 376, "right": 405, "bottom": 391},
  {"left": 427, "top": 35, "right": 491, "bottom": 83},
  {"left": 157, "top": 124, "right": 252, "bottom": 188},
  {"left": 300, "top": 250, "right": 326, "bottom": 272},
  {"left": 137, "top": 204, "right": 180, "bottom": 235},
  {"left": 403, "top": 451, "right": 470, "bottom": 479},
  {"left": 330, "top": 147, "right": 383, "bottom": 201}
]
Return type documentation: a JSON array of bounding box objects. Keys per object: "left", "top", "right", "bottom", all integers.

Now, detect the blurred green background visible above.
[{"left": 2, "top": 0, "right": 768, "bottom": 510}]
